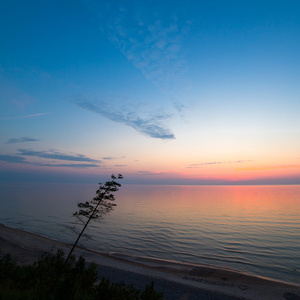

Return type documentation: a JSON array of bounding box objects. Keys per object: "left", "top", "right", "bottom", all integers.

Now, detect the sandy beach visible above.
[{"left": 0, "top": 223, "right": 299, "bottom": 300}]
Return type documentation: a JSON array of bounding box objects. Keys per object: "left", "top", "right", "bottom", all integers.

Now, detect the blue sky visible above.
[{"left": 1, "top": 0, "right": 300, "bottom": 184}]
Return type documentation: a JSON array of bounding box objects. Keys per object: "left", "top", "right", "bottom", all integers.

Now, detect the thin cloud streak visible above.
[
  {"left": 0, "top": 154, "right": 100, "bottom": 168},
  {"left": 137, "top": 171, "right": 166, "bottom": 176},
  {"left": 37, "top": 163, "right": 99, "bottom": 168},
  {"left": 6, "top": 137, "right": 40, "bottom": 144},
  {"left": 17, "top": 149, "right": 101, "bottom": 163},
  {"left": 187, "top": 160, "right": 252, "bottom": 168},
  {"left": 237, "top": 164, "right": 300, "bottom": 171},
  {"left": 0, "top": 155, "right": 28, "bottom": 164},
  {"left": 76, "top": 100, "right": 175, "bottom": 140},
  {"left": 0, "top": 112, "right": 53, "bottom": 120}
]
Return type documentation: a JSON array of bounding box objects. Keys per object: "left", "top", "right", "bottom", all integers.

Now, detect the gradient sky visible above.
[{"left": 1, "top": 0, "right": 300, "bottom": 184}]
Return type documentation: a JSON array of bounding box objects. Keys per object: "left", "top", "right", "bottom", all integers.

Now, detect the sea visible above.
[{"left": 0, "top": 183, "right": 299, "bottom": 286}]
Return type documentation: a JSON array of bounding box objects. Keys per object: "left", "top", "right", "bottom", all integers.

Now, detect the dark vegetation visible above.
[
  {"left": 0, "top": 175, "right": 163, "bottom": 299},
  {"left": 51, "top": 174, "right": 124, "bottom": 291},
  {"left": 0, "top": 250, "right": 163, "bottom": 299}
]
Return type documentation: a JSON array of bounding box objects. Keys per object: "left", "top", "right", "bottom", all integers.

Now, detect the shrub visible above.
[{"left": 0, "top": 251, "right": 163, "bottom": 300}]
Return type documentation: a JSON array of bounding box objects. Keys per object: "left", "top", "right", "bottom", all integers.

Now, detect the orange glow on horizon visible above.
[{"left": 117, "top": 185, "right": 300, "bottom": 222}]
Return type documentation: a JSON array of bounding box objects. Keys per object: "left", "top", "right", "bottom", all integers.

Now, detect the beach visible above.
[{"left": 0, "top": 224, "right": 299, "bottom": 300}]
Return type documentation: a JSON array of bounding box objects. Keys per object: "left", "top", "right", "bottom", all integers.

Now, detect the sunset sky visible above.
[{"left": 1, "top": 0, "right": 300, "bottom": 184}]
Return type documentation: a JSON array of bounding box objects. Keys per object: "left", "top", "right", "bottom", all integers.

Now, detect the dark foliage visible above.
[{"left": 0, "top": 251, "right": 163, "bottom": 300}]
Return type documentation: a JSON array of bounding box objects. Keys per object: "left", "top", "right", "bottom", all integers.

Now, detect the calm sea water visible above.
[{"left": 0, "top": 183, "right": 299, "bottom": 285}]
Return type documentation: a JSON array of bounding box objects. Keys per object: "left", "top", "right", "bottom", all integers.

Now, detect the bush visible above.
[{"left": 0, "top": 251, "right": 163, "bottom": 300}]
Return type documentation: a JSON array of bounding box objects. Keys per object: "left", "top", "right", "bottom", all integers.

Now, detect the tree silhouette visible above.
[{"left": 51, "top": 174, "right": 123, "bottom": 293}]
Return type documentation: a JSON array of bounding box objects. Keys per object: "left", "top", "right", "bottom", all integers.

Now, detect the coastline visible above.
[{"left": 0, "top": 224, "right": 299, "bottom": 300}]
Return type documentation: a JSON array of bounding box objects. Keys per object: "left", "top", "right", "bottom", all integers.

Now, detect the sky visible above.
[{"left": 1, "top": 0, "right": 300, "bottom": 184}]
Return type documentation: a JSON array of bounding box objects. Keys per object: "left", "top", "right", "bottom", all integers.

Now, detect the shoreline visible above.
[{"left": 0, "top": 224, "right": 299, "bottom": 300}]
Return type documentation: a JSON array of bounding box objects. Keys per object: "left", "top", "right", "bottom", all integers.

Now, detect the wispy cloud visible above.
[
  {"left": 173, "top": 101, "right": 186, "bottom": 113},
  {"left": 17, "top": 149, "right": 101, "bottom": 163},
  {"left": 98, "top": 3, "right": 189, "bottom": 89},
  {"left": 137, "top": 171, "right": 166, "bottom": 176},
  {"left": 37, "top": 163, "right": 99, "bottom": 168},
  {"left": 0, "top": 151, "right": 101, "bottom": 168},
  {"left": 0, "top": 155, "right": 28, "bottom": 164},
  {"left": 0, "top": 112, "right": 53, "bottom": 120},
  {"left": 237, "top": 164, "right": 300, "bottom": 171},
  {"left": 0, "top": 154, "right": 99, "bottom": 168},
  {"left": 102, "top": 156, "right": 126, "bottom": 161},
  {"left": 187, "top": 160, "right": 252, "bottom": 168},
  {"left": 75, "top": 100, "right": 175, "bottom": 140},
  {"left": 6, "top": 137, "right": 40, "bottom": 144}
]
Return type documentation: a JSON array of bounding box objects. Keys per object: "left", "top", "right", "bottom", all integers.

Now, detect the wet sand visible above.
[{"left": 0, "top": 224, "right": 299, "bottom": 300}]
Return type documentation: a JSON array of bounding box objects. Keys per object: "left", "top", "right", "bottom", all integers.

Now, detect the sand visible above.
[{"left": 0, "top": 223, "right": 299, "bottom": 300}]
